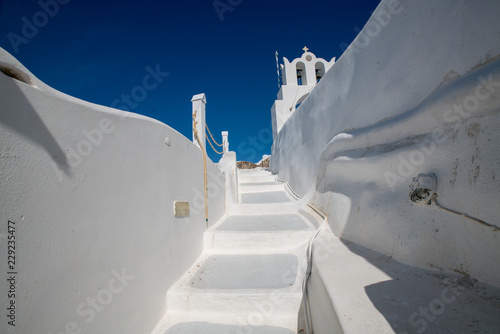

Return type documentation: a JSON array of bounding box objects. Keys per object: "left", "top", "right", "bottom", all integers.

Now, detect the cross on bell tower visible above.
[{"left": 271, "top": 48, "right": 336, "bottom": 141}]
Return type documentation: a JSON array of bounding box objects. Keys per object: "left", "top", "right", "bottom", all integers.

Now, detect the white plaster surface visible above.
[
  {"left": 0, "top": 48, "right": 225, "bottom": 334},
  {"left": 217, "top": 151, "right": 239, "bottom": 212},
  {"left": 303, "top": 224, "right": 500, "bottom": 333},
  {"left": 271, "top": 0, "right": 500, "bottom": 287},
  {"left": 191, "top": 93, "right": 206, "bottom": 149},
  {"left": 222, "top": 131, "right": 229, "bottom": 154}
]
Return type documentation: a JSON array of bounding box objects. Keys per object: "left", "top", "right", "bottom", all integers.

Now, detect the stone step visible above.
[
  {"left": 152, "top": 311, "right": 298, "bottom": 334},
  {"left": 239, "top": 180, "right": 284, "bottom": 192},
  {"left": 167, "top": 289, "right": 303, "bottom": 316},
  {"left": 205, "top": 213, "right": 316, "bottom": 252},
  {"left": 166, "top": 253, "right": 307, "bottom": 314},
  {"left": 237, "top": 170, "right": 276, "bottom": 184},
  {"left": 204, "top": 230, "right": 313, "bottom": 253},
  {"left": 239, "top": 189, "right": 293, "bottom": 204},
  {"left": 230, "top": 202, "right": 300, "bottom": 215}
]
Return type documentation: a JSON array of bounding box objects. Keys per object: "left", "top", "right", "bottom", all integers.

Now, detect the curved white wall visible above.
[
  {"left": 0, "top": 48, "right": 225, "bottom": 334},
  {"left": 271, "top": 0, "right": 500, "bottom": 286}
]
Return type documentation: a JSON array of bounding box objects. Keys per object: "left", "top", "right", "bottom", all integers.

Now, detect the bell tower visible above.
[{"left": 271, "top": 47, "right": 335, "bottom": 140}]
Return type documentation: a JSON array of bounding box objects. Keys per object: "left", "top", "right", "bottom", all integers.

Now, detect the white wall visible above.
[
  {"left": 271, "top": 0, "right": 500, "bottom": 287},
  {"left": 0, "top": 48, "right": 225, "bottom": 334}
]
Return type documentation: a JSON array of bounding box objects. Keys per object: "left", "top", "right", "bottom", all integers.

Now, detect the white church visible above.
[{"left": 271, "top": 47, "right": 335, "bottom": 140}]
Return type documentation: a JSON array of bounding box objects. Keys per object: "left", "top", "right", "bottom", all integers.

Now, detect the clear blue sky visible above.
[{"left": 0, "top": 0, "right": 380, "bottom": 163}]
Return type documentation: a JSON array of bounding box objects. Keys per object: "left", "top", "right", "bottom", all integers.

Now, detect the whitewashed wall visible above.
[
  {"left": 271, "top": 0, "right": 500, "bottom": 287},
  {"left": 0, "top": 48, "right": 225, "bottom": 334}
]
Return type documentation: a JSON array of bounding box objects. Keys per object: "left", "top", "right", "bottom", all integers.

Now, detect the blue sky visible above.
[{"left": 0, "top": 0, "right": 380, "bottom": 163}]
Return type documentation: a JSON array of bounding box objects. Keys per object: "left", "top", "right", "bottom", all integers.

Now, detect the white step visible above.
[
  {"left": 166, "top": 252, "right": 308, "bottom": 314},
  {"left": 230, "top": 202, "right": 301, "bottom": 215},
  {"left": 167, "top": 289, "right": 303, "bottom": 316},
  {"left": 204, "top": 230, "right": 313, "bottom": 253},
  {"left": 237, "top": 169, "right": 276, "bottom": 184},
  {"left": 205, "top": 213, "right": 316, "bottom": 252},
  {"left": 152, "top": 311, "right": 298, "bottom": 334}
]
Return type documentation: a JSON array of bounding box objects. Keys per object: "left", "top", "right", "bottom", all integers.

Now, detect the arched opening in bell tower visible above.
[
  {"left": 296, "top": 62, "right": 307, "bottom": 86},
  {"left": 315, "top": 62, "right": 326, "bottom": 83}
]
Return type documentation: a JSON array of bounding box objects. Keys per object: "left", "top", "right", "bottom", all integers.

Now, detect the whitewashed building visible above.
[{"left": 271, "top": 47, "right": 335, "bottom": 140}]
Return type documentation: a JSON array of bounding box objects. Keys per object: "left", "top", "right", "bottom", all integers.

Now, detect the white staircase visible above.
[{"left": 152, "top": 169, "right": 321, "bottom": 334}]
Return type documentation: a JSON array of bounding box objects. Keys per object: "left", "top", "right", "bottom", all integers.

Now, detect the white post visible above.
[
  {"left": 222, "top": 131, "right": 229, "bottom": 154},
  {"left": 191, "top": 93, "right": 206, "bottom": 149}
]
